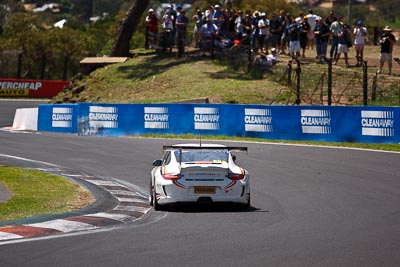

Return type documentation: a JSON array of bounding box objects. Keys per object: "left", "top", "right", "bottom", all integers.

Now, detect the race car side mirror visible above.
[{"left": 153, "top": 159, "right": 163, "bottom": 166}]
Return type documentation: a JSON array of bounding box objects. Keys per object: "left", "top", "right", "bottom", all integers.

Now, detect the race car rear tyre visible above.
[{"left": 153, "top": 190, "right": 162, "bottom": 211}]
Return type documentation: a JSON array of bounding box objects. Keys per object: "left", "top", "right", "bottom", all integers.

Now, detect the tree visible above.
[{"left": 110, "top": 0, "right": 149, "bottom": 57}]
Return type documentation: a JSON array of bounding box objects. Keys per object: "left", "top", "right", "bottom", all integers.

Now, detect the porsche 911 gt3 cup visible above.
[{"left": 149, "top": 144, "right": 250, "bottom": 210}]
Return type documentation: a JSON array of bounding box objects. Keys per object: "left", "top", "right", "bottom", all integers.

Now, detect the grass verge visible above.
[
  {"left": 140, "top": 134, "right": 400, "bottom": 152},
  {"left": 0, "top": 166, "right": 93, "bottom": 222}
]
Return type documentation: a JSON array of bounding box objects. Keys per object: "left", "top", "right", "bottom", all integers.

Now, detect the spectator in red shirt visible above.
[{"left": 146, "top": 9, "right": 159, "bottom": 49}]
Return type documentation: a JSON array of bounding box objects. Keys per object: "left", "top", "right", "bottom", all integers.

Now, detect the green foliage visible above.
[{"left": 0, "top": 12, "right": 106, "bottom": 79}]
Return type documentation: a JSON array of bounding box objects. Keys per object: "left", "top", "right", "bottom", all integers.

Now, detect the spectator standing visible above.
[
  {"left": 227, "top": 9, "right": 237, "bottom": 39},
  {"left": 145, "top": 9, "right": 159, "bottom": 49},
  {"left": 192, "top": 9, "right": 204, "bottom": 48},
  {"left": 234, "top": 10, "right": 244, "bottom": 40},
  {"left": 277, "top": 10, "right": 286, "bottom": 54},
  {"left": 295, "top": 11, "right": 304, "bottom": 25},
  {"left": 314, "top": 16, "right": 330, "bottom": 63},
  {"left": 329, "top": 15, "right": 343, "bottom": 59},
  {"left": 241, "top": 12, "right": 253, "bottom": 45},
  {"left": 175, "top": 9, "right": 189, "bottom": 50},
  {"left": 211, "top": 4, "right": 222, "bottom": 27},
  {"left": 219, "top": 9, "right": 230, "bottom": 38},
  {"left": 300, "top": 16, "right": 310, "bottom": 57},
  {"left": 251, "top": 10, "right": 260, "bottom": 52},
  {"left": 162, "top": 8, "right": 175, "bottom": 45},
  {"left": 306, "top": 9, "right": 318, "bottom": 50},
  {"left": 377, "top": 26, "right": 396, "bottom": 75},
  {"left": 288, "top": 20, "right": 301, "bottom": 59},
  {"left": 258, "top": 13, "right": 269, "bottom": 53},
  {"left": 325, "top": 10, "right": 336, "bottom": 29},
  {"left": 280, "top": 12, "right": 292, "bottom": 55},
  {"left": 334, "top": 24, "right": 350, "bottom": 67},
  {"left": 267, "top": 13, "right": 283, "bottom": 50},
  {"left": 353, "top": 20, "right": 368, "bottom": 66}
]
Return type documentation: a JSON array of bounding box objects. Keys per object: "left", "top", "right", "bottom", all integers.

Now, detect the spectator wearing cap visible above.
[
  {"left": 162, "top": 8, "right": 175, "bottom": 45},
  {"left": 145, "top": 8, "right": 159, "bottom": 49},
  {"left": 353, "top": 20, "right": 368, "bottom": 67},
  {"left": 212, "top": 4, "right": 223, "bottom": 28},
  {"left": 252, "top": 47, "right": 279, "bottom": 71},
  {"left": 314, "top": 16, "right": 330, "bottom": 63},
  {"left": 377, "top": 26, "right": 396, "bottom": 75},
  {"left": 329, "top": 15, "right": 343, "bottom": 58},
  {"left": 300, "top": 16, "right": 311, "bottom": 57}
]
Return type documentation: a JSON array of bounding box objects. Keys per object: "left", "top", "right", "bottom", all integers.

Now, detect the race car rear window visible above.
[{"left": 174, "top": 150, "right": 228, "bottom": 163}]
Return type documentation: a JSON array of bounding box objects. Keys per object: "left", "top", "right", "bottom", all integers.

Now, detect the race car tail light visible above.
[
  {"left": 228, "top": 172, "right": 245, "bottom": 181},
  {"left": 162, "top": 173, "right": 181, "bottom": 180}
]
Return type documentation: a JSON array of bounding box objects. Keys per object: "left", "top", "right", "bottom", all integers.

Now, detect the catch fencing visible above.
[{"left": 146, "top": 29, "right": 400, "bottom": 107}]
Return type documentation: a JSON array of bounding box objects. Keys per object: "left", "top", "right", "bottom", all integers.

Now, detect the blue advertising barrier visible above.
[
  {"left": 38, "top": 103, "right": 400, "bottom": 143},
  {"left": 38, "top": 104, "right": 78, "bottom": 133}
]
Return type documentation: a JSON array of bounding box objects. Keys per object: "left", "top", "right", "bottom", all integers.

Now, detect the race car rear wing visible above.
[{"left": 162, "top": 145, "right": 248, "bottom": 154}]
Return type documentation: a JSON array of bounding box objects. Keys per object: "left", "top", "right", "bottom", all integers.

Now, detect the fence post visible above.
[
  {"left": 145, "top": 26, "right": 149, "bottom": 50},
  {"left": 371, "top": 74, "right": 377, "bottom": 102},
  {"left": 320, "top": 74, "right": 324, "bottom": 105},
  {"left": 287, "top": 60, "right": 292, "bottom": 86},
  {"left": 362, "top": 60, "right": 368, "bottom": 106},
  {"left": 327, "top": 58, "right": 333, "bottom": 106},
  {"left": 295, "top": 60, "right": 301, "bottom": 105},
  {"left": 211, "top": 34, "right": 215, "bottom": 60},
  {"left": 177, "top": 30, "right": 183, "bottom": 58}
]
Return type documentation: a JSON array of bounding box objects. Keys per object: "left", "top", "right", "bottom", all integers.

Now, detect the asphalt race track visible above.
[
  {"left": 1, "top": 101, "right": 400, "bottom": 266},
  {"left": 0, "top": 99, "right": 48, "bottom": 127}
]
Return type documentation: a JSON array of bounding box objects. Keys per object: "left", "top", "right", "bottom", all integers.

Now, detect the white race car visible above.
[{"left": 149, "top": 144, "right": 250, "bottom": 210}]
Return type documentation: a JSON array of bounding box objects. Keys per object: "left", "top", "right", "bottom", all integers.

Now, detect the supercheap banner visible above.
[
  {"left": 0, "top": 79, "right": 70, "bottom": 98},
  {"left": 39, "top": 103, "right": 400, "bottom": 143}
]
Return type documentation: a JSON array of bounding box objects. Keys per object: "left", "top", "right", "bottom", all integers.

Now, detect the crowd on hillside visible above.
[{"left": 145, "top": 4, "right": 397, "bottom": 74}]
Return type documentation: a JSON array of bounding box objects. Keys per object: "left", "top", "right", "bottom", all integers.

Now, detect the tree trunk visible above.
[{"left": 110, "top": 0, "right": 149, "bottom": 57}]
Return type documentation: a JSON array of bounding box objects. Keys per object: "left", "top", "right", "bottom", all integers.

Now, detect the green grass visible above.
[
  {"left": 141, "top": 134, "right": 400, "bottom": 152},
  {"left": 0, "top": 166, "right": 92, "bottom": 222},
  {"left": 52, "top": 49, "right": 283, "bottom": 104}
]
